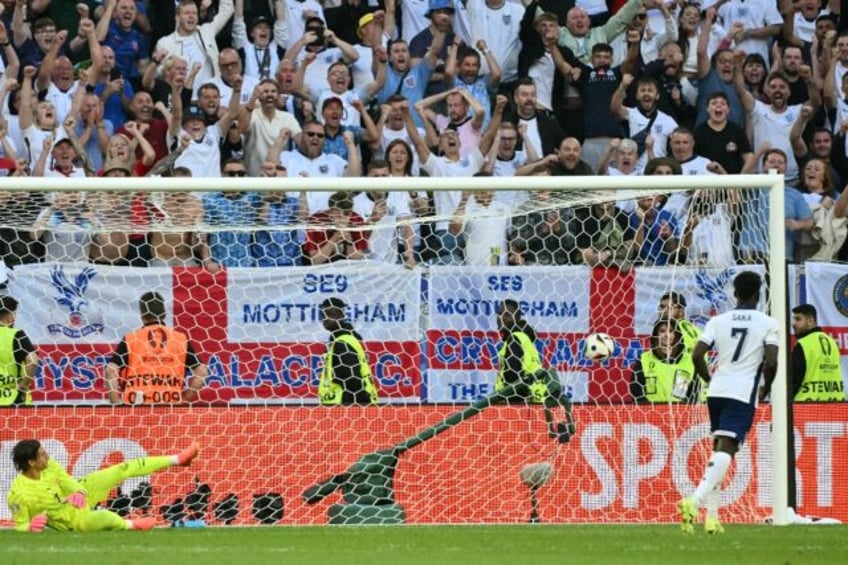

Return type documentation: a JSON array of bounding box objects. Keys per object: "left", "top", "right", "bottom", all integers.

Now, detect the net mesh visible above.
[{"left": 0, "top": 181, "right": 791, "bottom": 526}]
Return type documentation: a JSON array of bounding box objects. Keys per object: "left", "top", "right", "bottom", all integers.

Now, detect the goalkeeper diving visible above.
[{"left": 7, "top": 439, "right": 200, "bottom": 532}]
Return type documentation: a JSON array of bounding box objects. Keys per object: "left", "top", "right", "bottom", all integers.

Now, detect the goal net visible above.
[{"left": 0, "top": 174, "right": 796, "bottom": 527}]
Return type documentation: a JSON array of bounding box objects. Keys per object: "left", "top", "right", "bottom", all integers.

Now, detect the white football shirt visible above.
[{"left": 699, "top": 307, "right": 780, "bottom": 405}]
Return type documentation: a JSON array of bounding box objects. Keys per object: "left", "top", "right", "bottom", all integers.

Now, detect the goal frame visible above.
[{"left": 0, "top": 172, "right": 789, "bottom": 525}]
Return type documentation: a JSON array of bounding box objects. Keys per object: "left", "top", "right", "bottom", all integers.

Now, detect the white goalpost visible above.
[{"left": 0, "top": 172, "right": 789, "bottom": 526}]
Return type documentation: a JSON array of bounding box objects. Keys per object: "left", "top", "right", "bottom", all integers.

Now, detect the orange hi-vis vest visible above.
[{"left": 122, "top": 324, "right": 188, "bottom": 405}]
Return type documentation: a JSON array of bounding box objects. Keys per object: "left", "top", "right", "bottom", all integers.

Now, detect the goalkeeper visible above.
[
  {"left": 495, "top": 300, "right": 575, "bottom": 441},
  {"left": 7, "top": 439, "right": 199, "bottom": 532}
]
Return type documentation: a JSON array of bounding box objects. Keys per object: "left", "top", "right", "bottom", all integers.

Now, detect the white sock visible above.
[
  {"left": 704, "top": 489, "right": 719, "bottom": 519},
  {"left": 169, "top": 455, "right": 179, "bottom": 465},
  {"left": 692, "top": 451, "right": 732, "bottom": 505},
  {"left": 125, "top": 519, "right": 135, "bottom": 530}
]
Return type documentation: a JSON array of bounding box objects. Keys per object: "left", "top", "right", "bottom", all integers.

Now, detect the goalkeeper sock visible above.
[{"left": 692, "top": 451, "right": 732, "bottom": 505}]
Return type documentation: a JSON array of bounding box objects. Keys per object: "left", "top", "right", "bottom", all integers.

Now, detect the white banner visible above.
[
  {"left": 426, "top": 369, "right": 590, "bottom": 403},
  {"left": 634, "top": 265, "right": 767, "bottom": 334},
  {"left": 226, "top": 261, "right": 420, "bottom": 343},
  {"left": 8, "top": 263, "right": 173, "bottom": 345},
  {"left": 803, "top": 262, "right": 848, "bottom": 327},
  {"left": 428, "top": 266, "right": 591, "bottom": 333}
]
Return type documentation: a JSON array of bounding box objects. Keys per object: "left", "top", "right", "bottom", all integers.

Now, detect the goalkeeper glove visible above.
[
  {"left": 29, "top": 514, "right": 47, "bottom": 533},
  {"left": 66, "top": 491, "right": 87, "bottom": 509}
]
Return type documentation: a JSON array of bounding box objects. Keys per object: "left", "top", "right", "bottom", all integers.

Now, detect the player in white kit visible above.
[{"left": 678, "top": 271, "right": 779, "bottom": 535}]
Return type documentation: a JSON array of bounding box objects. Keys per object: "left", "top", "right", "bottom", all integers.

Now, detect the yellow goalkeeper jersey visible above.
[{"left": 7, "top": 459, "right": 86, "bottom": 531}]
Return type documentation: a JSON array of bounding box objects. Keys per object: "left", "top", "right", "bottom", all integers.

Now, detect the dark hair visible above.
[
  {"left": 458, "top": 46, "right": 480, "bottom": 64},
  {"left": 734, "top": 271, "right": 762, "bottom": 302},
  {"left": 387, "top": 38, "right": 408, "bottom": 52},
  {"left": 386, "top": 94, "right": 408, "bottom": 105},
  {"left": 761, "top": 148, "right": 787, "bottom": 166},
  {"left": 32, "top": 18, "right": 56, "bottom": 32},
  {"left": 328, "top": 191, "right": 354, "bottom": 212},
  {"left": 792, "top": 304, "right": 818, "bottom": 320},
  {"left": 384, "top": 139, "right": 413, "bottom": 176},
  {"left": 659, "top": 291, "right": 687, "bottom": 308},
  {"left": 635, "top": 75, "right": 660, "bottom": 91},
  {"left": 669, "top": 126, "right": 694, "bottom": 140},
  {"left": 0, "top": 295, "right": 19, "bottom": 315},
  {"left": 139, "top": 291, "right": 167, "bottom": 320},
  {"left": 644, "top": 157, "right": 682, "bottom": 175},
  {"left": 257, "top": 78, "right": 280, "bottom": 90},
  {"left": 706, "top": 91, "right": 730, "bottom": 105},
  {"left": 710, "top": 48, "right": 734, "bottom": 69},
  {"left": 499, "top": 298, "right": 521, "bottom": 315},
  {"left": 781, "top": 45, "right": 803, "bottom": 58},
  {"left": 765, "top": 72, "right": 790, "bottom": 88},
  {"left": 367, "top": 159, "right": 390, "bottom": 171},
  {"left": 592, "top": 43, "right": 613, "bottom": 55},
  {"left": 513, "top": 77, "right": 536, "bottom": 95},
  {"left": 321, "top": 297, "right": 346, "bottom": 313},
  {"left": 198, "top": 82, "right": 221, "bottom": 97},
  {"left": 13, "top": 440, "right": 41, "bottom": 472},
  {"left": 650, "top": 317, "right": 681, "bottom": 349}
]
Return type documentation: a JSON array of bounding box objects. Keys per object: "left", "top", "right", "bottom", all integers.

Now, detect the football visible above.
[{"left": 584, "top": 333, "right": 616, "bottom": 361}]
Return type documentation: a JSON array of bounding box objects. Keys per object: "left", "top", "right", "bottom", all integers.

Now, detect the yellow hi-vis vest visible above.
[
  {"left": 319, "top": 333, "right": 378, "bottom": 405},
  {"left": 496, "top": 331, "right": 547, "bottom": 403},
  {"left": 794, "top": 331, "right": 845, "bottom": 402},
  {"left": 639, "top": 349, "right": 696, "bottom": 403},
  {"left": 0, "top": 327, "right": 30, "bottom": 406}
]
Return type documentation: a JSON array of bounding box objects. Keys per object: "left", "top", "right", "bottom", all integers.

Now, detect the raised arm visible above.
[
  {"left": 477, "top": 94, "right": 507, "bottom": 155},
  {"left": 96, "top": 0, "right": 116, "bottom": 42},
  {"left": 273, "top": 0, "right": 287, "bottom": 48},
  {"left": 18, "top": 66, "right": 37, "bottom": 131},
  {"left": 443, "top": 39, "right": 460, "bottom": 86},
  {"left": 403, "top": 100, "right": 430, "bottom": 163},
  {"left": 364, "top": 48, "right": 388, "bottom": 100},
  {"left": 36, "top": 30, "right": 68, "bottom": 92},
  {"left": 0, "top": 22, "right": 19, "bottom": 80},
  {"left": 232, "top": 0, "right": 247, "bottom": 49},
  {"left": 459, "top": 88, "right": 485, "bottom": 132},
  {"left": 264, "top": 127, "right": 291, "bottom": 165},
  {"left": 208, "top": 0, "right": 235, "bottom": 36},
  {"left": 610, "top": 73, "right": 633, "bottom": 121},
  {"left": 216, "top": 76, "right": 243, "bottom": 133},
  {"left": 326, "top": 29, "right": 359, "bottom": 64},
  {"left": 697, "top": 8, "right": 718, "bottom": 80},
  {"left": 477, "top": 39, "right": 502, "bottom": 89},
  {"left": 424, "top": 30, "right": 446, "bottom": 69},
  {"left": 343, "top": 131, "right": 361, "bottom": 177},
  {"left": 789, "top": 104, "right": 812, "bottom": 158},
  {"left": 12, "top": 0, "right": 30, "bottom": 48},
  {"left": 798, "top": 64, "right": 820, "bottom": 109},
  {"left": 597, "top": 138, "right": 621, "bottom": 175},
  {"left": 732, "top": 50, "right": 756, "bottom": 115}
]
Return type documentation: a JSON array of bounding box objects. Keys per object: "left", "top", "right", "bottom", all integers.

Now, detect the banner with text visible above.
[{"left": 2, "top": 404, "right": 845, "bottom": 525}]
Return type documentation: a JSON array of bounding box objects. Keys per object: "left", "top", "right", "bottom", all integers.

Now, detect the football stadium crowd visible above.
[{"left": 0, "top": 0, "right": 846, "bottom": 269}]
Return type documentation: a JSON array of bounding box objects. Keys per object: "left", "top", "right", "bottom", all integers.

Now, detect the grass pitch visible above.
[{"left": 1, "top": 524, "right": 846, "bottom": 565}]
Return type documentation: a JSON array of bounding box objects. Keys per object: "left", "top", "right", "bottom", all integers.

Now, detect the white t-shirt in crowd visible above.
[
  {"left": 353, "top": 191, "right": 412, "bottom": 263},
  {"left": 461, "top": 197, "right": 512, "bottom": 266},
  {"left": 423, "top": 149, "right": 486, "bottom": 231},
  {"left": 625, "top": 106, "right": 678, "bottom": 168},
  {"left": 750, "top": 100, "right": 800, "bottom": 183},
  {"left": 172, "top": 124, "right": 224, "bottom": 178},
  {"left": 279, "top": 150, "right": 348, "bottom": 214}
]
